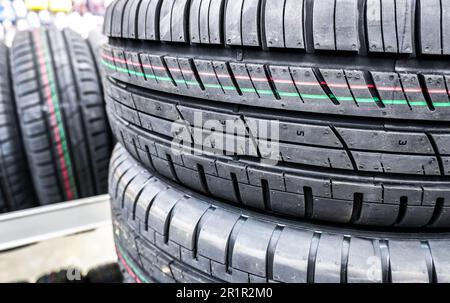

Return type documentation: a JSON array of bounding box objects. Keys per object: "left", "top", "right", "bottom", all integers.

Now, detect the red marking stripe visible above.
[
  {"left": 35, "top": 31, "right": 75, "bottom": 200},
  {"left": 116, "top": 247, "right": 142, "bottom": 283},
  {"left": 102, "top": 52, "right": 450, "bottom": 95}
]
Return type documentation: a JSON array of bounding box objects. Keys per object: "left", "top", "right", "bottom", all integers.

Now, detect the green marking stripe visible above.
[{"left": 101, "top": 60, "right": 450, "bottom": 108}]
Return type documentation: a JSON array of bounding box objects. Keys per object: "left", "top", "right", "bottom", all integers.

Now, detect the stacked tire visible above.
[
  {"left": 104, "top": 0, "right": 450, "bottom": 283},
  {"left": 0, "top": 42, "right": 36, "bottom": 213},
  {"left": 5, "top": 27, "right": 112, "bottom": 207}
]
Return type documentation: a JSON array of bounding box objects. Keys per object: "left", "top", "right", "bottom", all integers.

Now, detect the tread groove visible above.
[
  {"left": 197, "top": 164, "right": 211, "bottom": 194},
  {"left": 132, "top": 178, "right": 154, "bottom": 220},
  {"left": 427, "top": 197, "right": 444, "bottom": 227},
  {"left": 425, "top": 132, "right": 444, "bottom": 175},
  {"left": 192, "top": 206, "right": 216, "bottom": 259},
  {"left": 340, "top": 236, "right": 351, "bottom": 283},
  {"left": 422, "top": 240, "right": 438, "bottom": 283},
  {"left": 261, "top": 179, "right": 272, "bottom": 211},
  {"left": 306, "top": 232, "right": 321, "bottom": 283},
  {"left": 230, "top": 172, "right": 243, "bottom": 203},
  {"left": 225, "top": 216, "right": 247, "bottom": 274},
  {"left": 266, "top": 225, "right": 284, "bottom": 281},
  {"left": 166, "top": 153, "right": 180, "bottom": 183},
  {"left": 303, "top": 186, "right": 314, "bottom": 219},
  {"left": 395, "top": 196, "right": 409, "bottom": 225},
  {"left": 144, "top": 187, "right": 168, "bottom": 231},
  {"left": 350, "top": 193, "right": 364, "bottom": 224},
  {"left": 418, "top": 74, "right": 436, "bottom": 111},
  {"left": 379, "top": 239, "right": 392, "bottom": 283}
]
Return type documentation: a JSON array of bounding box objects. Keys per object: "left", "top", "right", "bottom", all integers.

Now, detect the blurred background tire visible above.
[
  {"left": 10, "top": 27, "right": 112, "bottom": 205},
  {"left": 0, "top": 41, "right": 36, "bottom": 213}
]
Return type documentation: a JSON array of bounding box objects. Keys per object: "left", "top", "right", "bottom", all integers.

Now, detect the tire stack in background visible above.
[
  {"left": 103, "top": 0, "right": 450, "bottom": 283},
  {"left": 0, "top": 27, "right": 112, "bottom": 213},
  {"left": 0, "top": 42, "right": 36, "bottom": 213}
]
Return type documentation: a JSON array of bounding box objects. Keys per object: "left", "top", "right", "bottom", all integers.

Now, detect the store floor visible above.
[{"left": 0, "top": 225, "right": 117, "bottom": 282}]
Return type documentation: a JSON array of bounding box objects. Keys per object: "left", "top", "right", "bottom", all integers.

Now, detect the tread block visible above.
[
  {"left": 229, "top": 63, "right": 260, "bottom": 99},
  {"left": 169, "top": 200, "right": 211, "bottom": 250},
  {"left": 231, "top": 219, "right": 276, "bottom": 277},
  {"left": 279, "top": 142, "right": 352, "bottom": 169},
  {"left": 104, "top": 0, "right": 115, "bottom": 36},
  {"left": 336, "top": 128, "right": 433, "bottom": 154},
  {"left": 422, "top": 74, "right": 450, "bottom": 106},
  {"left": 146, "top": 0, "right": 163, "bottom": 40},
  {"left": 137, "top": 0, "right": 152, "bottom": 39},
  {"left": 134, "top": 179, "right": 167, "bottom": 222},
  {"left": 371, "top": 72, "right": 411, "bottom": 112},
  {"left": 395, "top": 205, "right": 434, "bottom": 228},
  {"left": 312, "top": 197, "right": 354, "bottom": 223},
  {"left": 347, "top": 238, "right": 383, "bottom": 283},
  {"left": 123, "top": 0, "right": 137, "bottom": 38},
  {"left": 146, "top": 188, "right": 182, "bottom": 234},
  {"left": 284, "top": 0, "right": 305, "bottom": 49},
  {"left": 112, "top": 0, "right": 128, "bottom": 37},
  {"left": 189, "top": 0, "right": 202, "bottom": 43},
  {"left": 199, "top": 0, "right": 212, "bottom": 43},
  {"left": 352, "top": 152, "right": 440, "bottom": 175},
  {"left": 194, "top": 59, "right": 227, "bottom": 97},
  {"left": 443, "top": 0, "right": 450, "bottom": 54},
  {"left": 381, "top": 0, "right": 398, "bottom": 53},
  {"left": 291, "top": 67, "right": 332, "bottom": 105},
  {"left": 159, "top": 0, "right": 175, "bottom": 41},
  {"left": 198, "top": 209, "right": 241, "bottom": 263},
  {"left": 270, "top": 191, "right": 305, "bottom": 217},
  {"left": 209, "top": 0, "right": 226, "bottom": 44},
  {"left": 212, "top": 61, "right": 241, "bottom": 97},
  {"left": 122, "top": 172, "right": 153, "bottom": 213},
  {"left": 429, "top": 240, "right": 450, "bottom": 283},
  {"left": 171, "top": 0, "right": 190, "bottom": 42},
  {"left": 313, "top": 0, "right": 336, "bottom": 50},
  {"left": 241, "top": 0, "right": 261, "bottom": 46},
  {"left": 264, "top": 0, "right": 285, "bottom": 48},
  {"left": 395, "top": 0, "right": 414, "bottom": 53},
  {"left": 225, "top": 0, "right": 244, "bottom": 45},
  {"left": 272, "top": 228, "right": 312, "bottom": 283},
  {"left": 389, "top": 241, "right": 430, "bottom": 283},
  {"left": 419, "top": 0, "right": 442, "bottom": 55},
  {"left": 314, "top": 234, "right": 343, "bottom": 283},
  {"left": 335, "top": 0, "right": 359, "bottom": 51},
  {"left": 366, "top": 0, "right": 384, "bottom": 52},
  {"left": 269, "top": 66, "right": 303, "bottom": 105},
  {"left": 178, "top": 58, "right": 205, "bottom": 93}
]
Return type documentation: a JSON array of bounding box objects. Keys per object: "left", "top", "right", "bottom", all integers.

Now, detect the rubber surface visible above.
[
  {"left": 102, "top": 42, "right": 450, "bottom": 122},
  {"left": 106, "top": 79, "right": 450, "bottom": 228},
  {"left": 110, "top": 144, "right": 450, "bottom": 283},
  {"left": 102, "top": 0, "right": 450, "bottom": 228},
  {"left": 104, "top": 0, "right": 450, "bottom": 56},
  {"left": 0, "top": 42, "right": 36, "bottom": 213},
  {"left": 102, "top": 0, "right": 450, "bottom": 121},
  {"left": 10, "top": 28, "right": 112, "bottom": 205}
]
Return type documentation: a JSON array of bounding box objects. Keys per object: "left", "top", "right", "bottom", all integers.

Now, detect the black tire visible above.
[
  {"left": 10, "top": 28, "right": 112, "bottom": 205},
  {"left": 102, "top": 1, "right": 450, "bottom": 228},
  {"left": 106, "top": 81, "right": 450, "bottom": 229},
  {"left": 110, "top": 143, "right": 450, "bottom": 283},
  {"left": 102, "top": 0, "right": 450, "bottom": 122},
  {"left": 0, "top": 42, "right": 36, "bottom": 213}
]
